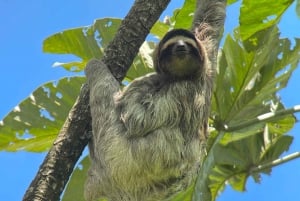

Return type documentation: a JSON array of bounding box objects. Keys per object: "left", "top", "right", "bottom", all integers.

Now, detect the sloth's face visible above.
[{"left": 158, "top": 36, "right": 204, "bottom": 79}]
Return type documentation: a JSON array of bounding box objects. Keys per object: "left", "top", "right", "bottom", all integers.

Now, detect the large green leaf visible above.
[
  {"left": 212, "top": 26, "right": 300, "bottom": 129},
  {"left": 125, "top": 42, "right": 155, "bottom": 82},
  {"left": 173, "top": 0, "right": 196, "bottom": 29},
  {"left": 209, "top": 165, "right": 247, "bottom": 198},
  {"left": 0, "top": 77, "right": 85, "bottom": 152},
  {"left": 210, "top": 133, "right": 293, "bottom": 194},
  {"left": 150, "top": 21, "right": 170, "bottom": 39},
  {"left": 43, "top": 18, "right": 122, "bottom": 72},
  {"left": 1, "top": 17, "right": 155, "bottom": 152},
  {"left": 239, "top": 0, "right": 294, "bottom": 40},
  {"left": 44, "top": 17, "right": 154, "bottom": 80},
  {"left": 2, "top": 0, "right": 297, "bottom": 200},
  {"left": 194, "top": 124, "right": 295, "bottom": 201},
  {"left": 218, "top": 102, "right": 296, "bottom": 145},
  {"left": 150, "top": 0, "right": 196, "bottom": 32},
  {"left": 194, "top": 21, "right": 300, "bottom": 201}
]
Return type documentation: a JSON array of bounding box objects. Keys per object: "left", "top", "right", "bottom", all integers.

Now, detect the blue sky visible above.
[{"left": 0, "top": 1, "right": 299, "bottom": 201}]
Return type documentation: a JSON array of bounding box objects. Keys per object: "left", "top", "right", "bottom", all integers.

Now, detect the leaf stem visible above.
[
  {"left": 224, "top": 105, "right": 300, "bottom": 132},
  {"left": 251, "top": 152, "right": 300, "bottom": 173}
]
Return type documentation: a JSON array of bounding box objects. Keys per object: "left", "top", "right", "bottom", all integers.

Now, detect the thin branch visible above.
[
  {"left": 23, "top": 0, "right": 170, "bottom": 200},
  {"left": 251, "top": 152, "right": 300, "bottom": 173},
  {"left": 224, "top": 105, "right": 300, "bottom": 132}
]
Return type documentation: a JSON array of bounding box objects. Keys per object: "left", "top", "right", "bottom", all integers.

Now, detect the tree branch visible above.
[{"left": 23, "top": 0, "right": 170, "bottom": 200}]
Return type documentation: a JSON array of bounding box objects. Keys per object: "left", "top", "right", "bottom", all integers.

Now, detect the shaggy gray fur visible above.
[{"left": 84, "top": 0, "right": 226, "bottom": 200}]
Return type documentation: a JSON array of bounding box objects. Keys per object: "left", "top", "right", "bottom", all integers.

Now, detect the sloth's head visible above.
[{"left": 153, "top": 29, "right": 205, "bottom": 79}]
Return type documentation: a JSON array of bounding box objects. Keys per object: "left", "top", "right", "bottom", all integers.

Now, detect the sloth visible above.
[{"left": 84, "top": 1, "right": 226, "bottom": 201}]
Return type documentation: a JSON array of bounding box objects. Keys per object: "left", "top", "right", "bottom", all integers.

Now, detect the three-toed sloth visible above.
[{"left": 84, "top": 0, "right": 226, "bottom": 200}]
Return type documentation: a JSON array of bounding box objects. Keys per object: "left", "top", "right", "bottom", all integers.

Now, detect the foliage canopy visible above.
[{"left": 1, "top": 0, "right": 300, "bottom": 201}]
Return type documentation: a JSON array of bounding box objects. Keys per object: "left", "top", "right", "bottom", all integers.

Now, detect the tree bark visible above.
[{"left": 23, "top": 0, "right": 170, "bottom": 200}]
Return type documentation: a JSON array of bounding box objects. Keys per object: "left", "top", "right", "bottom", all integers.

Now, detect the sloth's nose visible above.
[{"left": 174, "top": 40, "right": 188, "bottom": 52}]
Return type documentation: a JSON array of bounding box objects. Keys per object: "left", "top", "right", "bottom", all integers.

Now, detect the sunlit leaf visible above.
[
  {"left": 126, "top": 42, "right": 155, "bottom": 81},
  {"left": 239, "top": 0, "right": 294, "bottom": 40},
  {"left": 150, "top": 21, "right": 170, "bottom": 39},
  {"left": 3, "top": 0, "right": 298, "bottom": 201},
  {"left": 219, "top": 125, "right": 262, "bottom": 146},
  {"left": 43, "top": 17, "right": 155, "bottom": 83},
  {"left": 43, "top": 18, "right": 122, "bottom": 72},
  {"left": 209, "top": 165, "right": 247, "bottom": 199},
  {"left": 0, "top": 77, "right": 85, "bottom": 152},
  {"left": 212, "top": 26, "right": 300, "bottom": 129},
  {"left": 209, "top": 130, "right": 293, "bottom": 198},
  {"left": 200, "top": 19, "right": 299, "bottom": 201},
  {"left": 174, "top": 0, "right": 196, "bottom": 29},
  {"left": 260, "top": 135, "right": 293, "bottom": 168}
]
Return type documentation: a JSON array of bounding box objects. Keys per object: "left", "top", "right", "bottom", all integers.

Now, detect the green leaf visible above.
[
  {"left": 204, "top": 102, "right": 297, "bottom": 200},
  {"left": 174, "top": 0, "right": 196, "bottom": 29},
  {"left": 43, "top": 17, "right": 153, "bottom": 82},
  {"left": 62, "top": 156, "right": 90, "bottom": 201},
  {"left": 228, "top": 0, "right": 239, "bottom": 5},
  {"left": 0, "top": 77, "right": 85, "bottom": 152},
  {"left": 209, "top": 165, "right": 247, "bottom": 198},
  {"left": 198, "top": 11, "right": 299, "bottom": 201},
  {"left": 43, "top": 18, "right": 122, "bottom": 72},
  {"left": 239, "top": 0, "right": 294, "bottom": 40},
  {"left": 219, "top": 103, "right": 296, "bottom": 145},
  {"left": 126, "top": 42, "right": 155, "bottom": 81},
  {"left": 260, "top": 135, "right": 294, "bottom": 168},
  {"left": 0, "top": 18, "right": 156, "bottom": 152},
  {"left": 150, "top": 21, "right": 170, "bottom": 39},
  {"left": 209, "top": 131, "right": 293, "bottom": 198},
  {"left": 168, "top": 185, "right": 194, "bottom": 201},
  {"left": 219, "top": 125, "right": 263, "bottom": 146},
  {"left": 212, "top": 26, "right": 300, "bottom": 129},
  {"left": 297, "top": 0, "right": 300, "bottom": 18}
]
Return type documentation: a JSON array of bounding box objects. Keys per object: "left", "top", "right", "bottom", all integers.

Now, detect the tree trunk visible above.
[{"left": 23, "top": 0, "right": 170, "bottom": 200}]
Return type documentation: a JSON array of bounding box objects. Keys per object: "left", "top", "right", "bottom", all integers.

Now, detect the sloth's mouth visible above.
[
  {"left": 174, "top": 51, "right": 188, "bottom": 58},
  {"left": 175, "top": 46, "right": 188, "bottom": 52},
  {"left": 173, "top": 47, "right": 191, "bottom": 58}
]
